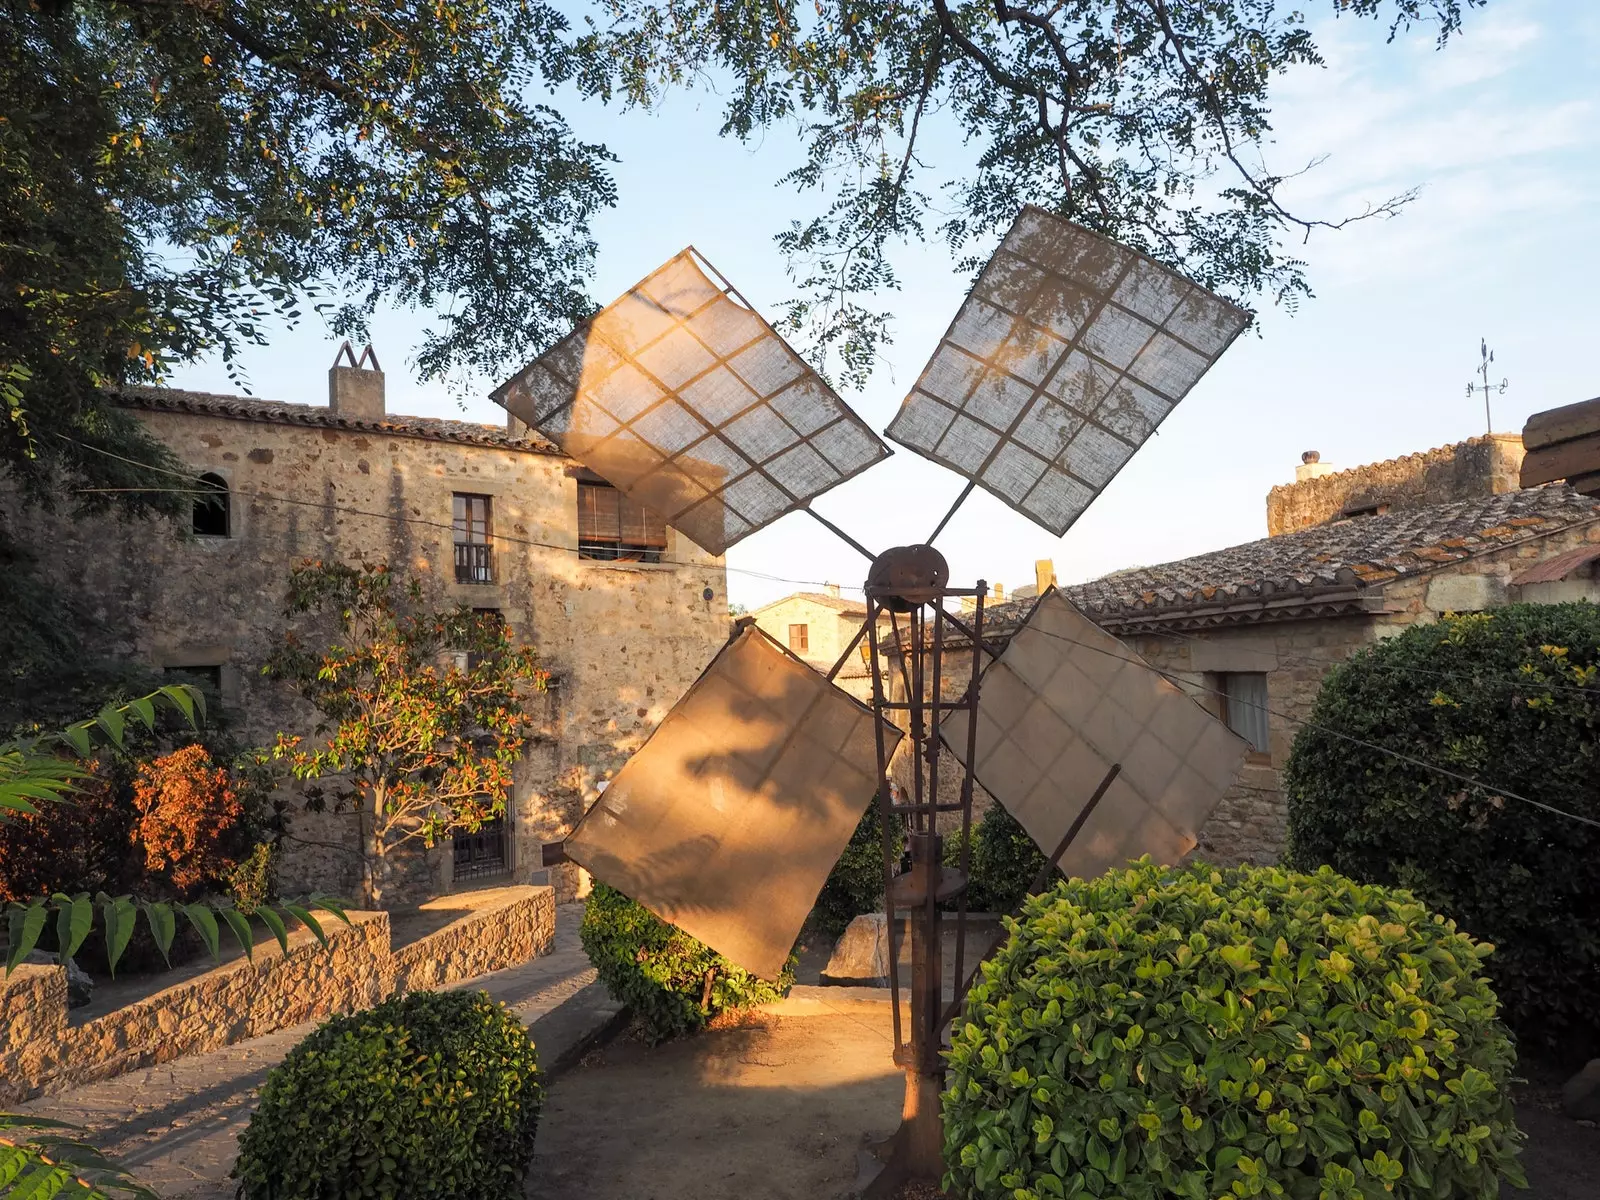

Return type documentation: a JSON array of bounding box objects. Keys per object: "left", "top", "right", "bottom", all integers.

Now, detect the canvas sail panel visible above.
[
  {"left": 887, "top": 208, "right": 1250, "bottom": 536},
  {"left": 944, "top": 589, "right": 1248, "bottom": 883},
  {"left": 492, "top": 251, "right": 890, "bottom": 556},
  {"left": 564, "top": 627, "right": 902, "bottom": 979}
]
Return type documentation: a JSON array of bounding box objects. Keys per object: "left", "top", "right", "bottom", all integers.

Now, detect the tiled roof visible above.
[
  {"left": 116, "top": 387, "right": 562, "bottom": 454},
  {"left": 975, "top": 486, "right": 1600, "bottom": 635},
  {"left": 753, "top": 590, "right": 869, "bottom": 617}
]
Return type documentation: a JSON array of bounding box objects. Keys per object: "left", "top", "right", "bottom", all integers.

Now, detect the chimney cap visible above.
[
  {"left": 333, "top": 341, "right": 382, "bottom": 372},
  {"left": 1302, "top": 450, "right": 1321, "bottom": 464}
]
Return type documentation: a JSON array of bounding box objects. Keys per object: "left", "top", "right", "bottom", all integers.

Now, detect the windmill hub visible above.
[{"left": 865, "top": 544, "right": 949, "bottom": 612}]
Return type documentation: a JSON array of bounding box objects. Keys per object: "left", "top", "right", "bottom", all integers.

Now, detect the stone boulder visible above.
[
  {"left": 24, "top": 951, "right": 94, "bottom": 1008},
  {"left": 1563, "top": 1059, "right": 1600, "bottom": 1121},
  {"left": 821, "top": 913, "right": 892, "bottom": 987}
]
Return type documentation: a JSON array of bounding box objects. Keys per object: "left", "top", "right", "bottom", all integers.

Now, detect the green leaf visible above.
[
  {"left": 258, "top": 905, "right": 291, "bottom": 956},
  {"left": 144, "top": 901, "right": 177, "bottom": 964},
  {"left": 182, "top": 903, "right": 222, "bottom": 961},
  {"left": 309, "top": 895, "right": 352, "bottom": 925},
  {"left": 6, "top": 903, "right": 48, "bottom": 973},
  {"left": 103, "top": 896, "right": 138, "bottom": 977},
  {"left": 126, "top": 694, "right": 156, "bottom": 731},
  {"left": 1085, "top": 1135, "right": 1110, "bottom": 1172},
  {"left": 282, "top": 903, "right": 327, "bottom": 946},
  {"left": 219, "top": 907, "right": 256, "bottom": 961},
  {"left": 56, "top": 894, "right": 93, "bottom": 959},
  {"left": 94, "top": 703, "right": 126, "bottom": 747}
]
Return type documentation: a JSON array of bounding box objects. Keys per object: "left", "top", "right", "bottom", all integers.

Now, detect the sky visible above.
[{"left": 169, "top": 0, "right": 1600, "bottom": 611}]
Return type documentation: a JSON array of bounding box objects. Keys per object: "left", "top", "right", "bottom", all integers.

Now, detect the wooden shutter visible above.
[
  {"left": 578, "top": 482, "right": 620, "bottom": 543},
  {"left": 620, "top": 495, "right": 668, "bottom": 548}
]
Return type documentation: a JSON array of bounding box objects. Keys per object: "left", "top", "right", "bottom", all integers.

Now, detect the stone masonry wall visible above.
[
  {"left": 0, "top": 403, "right": 730, "bottom": 904},
  {"left": 0, "top": 885, "right": 554, "bottom": 1105},
  {"left": 1266, "top": 436, "right": 1526, "bottom": 536}
]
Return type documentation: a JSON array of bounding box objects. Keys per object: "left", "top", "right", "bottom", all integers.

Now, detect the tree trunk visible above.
[{"left": 364, "top": 783, "right": 387, "bottom": 908}]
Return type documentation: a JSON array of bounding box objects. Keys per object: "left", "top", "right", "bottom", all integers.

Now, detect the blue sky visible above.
[{"left": 170, "top": 1, "right": 1600, "bottom": 609}]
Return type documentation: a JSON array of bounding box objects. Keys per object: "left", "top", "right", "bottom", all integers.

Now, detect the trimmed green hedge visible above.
[
  {"left": 1284, "top": 603, "right": 1600, "bottom": 1057},
  {"left": 944, "top": 859, "right": 1524, "bottom": 1200},
  {"left": 581, "top": 883, "right": 795, "bottom": 1043},
  {"left": 233, "top": 990, "right": 541, "bottom": 1199}
]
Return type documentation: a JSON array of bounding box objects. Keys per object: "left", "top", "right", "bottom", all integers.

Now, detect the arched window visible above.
[{"left": 193, "top": 472, "right": 230, "bottom": 537}]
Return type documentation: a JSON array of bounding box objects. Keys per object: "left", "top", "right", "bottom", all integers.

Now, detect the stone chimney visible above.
[
  {"left": 1034, "top": 559, "right": 1056, "bottom": 595},
  {"left": 824, "top": 583, "right": 841, "bottom": 599},
  {"left": 992, "top": 582, "right": 1005, "bottom": 602},
  {"left": 328, "top": 342, "right": 385, "bottom": 420},
  {"left": 1295, "top": 450, "right": 1334, "bottom": 482}
]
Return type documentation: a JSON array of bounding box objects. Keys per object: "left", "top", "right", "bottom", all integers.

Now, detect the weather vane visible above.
[{"left": 1466, "top": 338, "right": 1507, "bottom": 435}]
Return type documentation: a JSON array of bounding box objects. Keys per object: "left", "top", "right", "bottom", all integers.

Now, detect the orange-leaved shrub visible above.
[{"left": 132, "top": 744, "right": 245, "bottom": 892}]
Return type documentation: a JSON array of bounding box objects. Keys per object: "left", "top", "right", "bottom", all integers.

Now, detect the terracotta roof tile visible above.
[
  {"left": 115, "top": 387, "right": 562, "bottom": 454},
  {"left": 985, "top": 486, "right": 1600, "bottom": 629}
]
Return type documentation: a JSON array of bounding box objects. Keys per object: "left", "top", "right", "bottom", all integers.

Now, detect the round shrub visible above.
[
  {"left": 813, "top": 802, "right": 902, "bottom": 937},
  {"left": 1283, "top": 603, "right": 1600, "bottom": 1057},
  {"left": 967, "top": 803, "right": 1048, "bottom": 913},
  {"left": 232, "top": 990, "right": 541, "bottom": 1199},
  {"left": 943, "top": 859, "right": 1524, "bottom": 1200},
  {"left": 581, "top": 882, "right": 795, "bottom": 1043}
]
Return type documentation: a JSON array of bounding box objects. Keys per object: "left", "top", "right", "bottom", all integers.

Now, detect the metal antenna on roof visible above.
[
  {"left": 1467, "top": 338, "right": 1508, "bottom": 436},
  {"left": 501, "top": 209, "right": 1252, "bottom": 1197}
]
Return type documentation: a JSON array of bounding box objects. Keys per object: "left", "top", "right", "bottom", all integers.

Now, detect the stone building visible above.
[
  {"left": 892, "top": 436, "right": 1600, "bottom": 865},
  {"left": 1, "top": 359, "right": 730, "bottom": 902},
  {"left": 749, "top": 586, "right": 880, "bottom": 698}
]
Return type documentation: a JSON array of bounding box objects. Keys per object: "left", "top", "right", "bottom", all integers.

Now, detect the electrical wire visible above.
[{"left": 61, "top": 438, "right": 860, "bottom": 592}]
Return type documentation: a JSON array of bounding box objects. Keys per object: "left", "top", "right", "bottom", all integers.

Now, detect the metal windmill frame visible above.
[{"left": 518, "top": 206, "right": 1252, "bottom": 1197}]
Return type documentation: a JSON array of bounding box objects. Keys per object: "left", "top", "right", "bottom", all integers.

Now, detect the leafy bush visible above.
[
  {"left": 581, "top": 882, "right": 795, "bottom": 1043},
  {"left": 133, "top": 744, "right": 246, "bottom": 891},
  {"left": 943, "top": 803, "right": 1049, "bottom": 913},
  {"left": 1283, "top": 604, "right": 1600, "bottom": 1057},
  {"left": 233, "top": 990, "right": 541, "bottom": 1199},
  {"left": 944, "top": 859, "right": 1524, "bottom": 1200},
  {"left": 227, "top": 841, "right": 278, "bottom": 914},
  {"left": 812, "top": 802, "right": 901, "bottom": 937}
]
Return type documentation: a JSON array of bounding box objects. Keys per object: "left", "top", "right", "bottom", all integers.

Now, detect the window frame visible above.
[
  {"left": 576, "top": 478, "right": 667, "bottom": 563},
  {"left": 788, "top": 623, "right": 809, "bottom": 653},
  {"left": 1216, "top": 671, "right": 1272, "bottom": 763},
  {"left": 452, "top": 493, "right": 495, "bottom": 584}
]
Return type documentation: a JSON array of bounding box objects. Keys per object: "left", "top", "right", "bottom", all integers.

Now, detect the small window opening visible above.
[
  {"left": 577, "top": 479, "right": 666, "bottom": 563},
  {"left": 789, "top": 623, "right": 809, "bottom": 653},
  {"left": 193, "top": 473, "right": 230, "bottom": 537},
  {"left": 453, "top": 493, "right": 494, "bottom": 583},
  {"left": 1218, "top": 672, "right": 1270, "bottom": 759},
  {"left": 1339, "top": 501, "right": 1391, "bottom": 520},
  {"left": 164, "top": 665, "right": 223, "bottom": 701}
]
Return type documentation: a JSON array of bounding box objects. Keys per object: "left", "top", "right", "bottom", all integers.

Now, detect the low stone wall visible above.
[{"left": 0, "top": 885, "right": 554, "bottom": 1105}]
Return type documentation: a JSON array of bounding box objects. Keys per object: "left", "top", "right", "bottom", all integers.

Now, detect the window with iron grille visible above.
[
  {"left": 577, "top": 478, "right": 666, "bottom": 562},
  {"left": 453, "top": 493, "right": 493, "bottom": 583},
  {"left": 452, "top": 815, "right": 511, "bottom": 883},
  {"left": 789, "top": 623, "right": 809, "bottom": 653}
]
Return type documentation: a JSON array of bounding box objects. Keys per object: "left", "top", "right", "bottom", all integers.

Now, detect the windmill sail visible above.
[
  {"left": 492, "top": 250, "right": 889, "bottom": 556},
  {"left": 943, "top": 589, "right": 1247, "bottom": 882},
  {"left": 564, "top": 626, "right": 902, "bottom": 979},
  {"left": 887, "top": 208, "right": 1250, "bottom": 536}
]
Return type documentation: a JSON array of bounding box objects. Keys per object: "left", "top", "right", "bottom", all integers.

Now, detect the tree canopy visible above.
[
  {"left": 601, "top": 0, "right": 1483, "bottom": 385},
  {"left": 1, "top": 0, "right": 615, "bottom": 510},
  {"left": 1, "top": 0, "right": 1482, "bottom": 504}
]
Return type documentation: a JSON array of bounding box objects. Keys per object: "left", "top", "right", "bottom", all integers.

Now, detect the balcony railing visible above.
[{"left": 454, "top": 542, "right": 494, "bottom": 584}]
